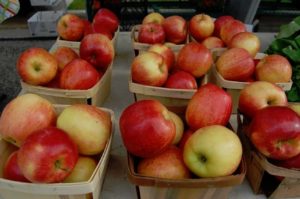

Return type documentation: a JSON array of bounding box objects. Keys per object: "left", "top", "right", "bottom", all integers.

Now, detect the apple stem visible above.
[{"left": 55, "top": 160, "right": 70, "bottom": 172}]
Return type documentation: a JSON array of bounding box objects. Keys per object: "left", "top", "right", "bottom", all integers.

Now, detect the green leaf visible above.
[
  {"left": 286, "top": 86, "right": 300, "bottom": 102},
  {"left": 282, "top": 47, "right": 300, "bottom": 63},
  {"left": 277, "top": 16, "right": 300, "bottom": 39}
]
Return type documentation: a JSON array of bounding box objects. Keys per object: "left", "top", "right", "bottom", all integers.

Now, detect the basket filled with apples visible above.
[
  {"left": 121, "top": 83, "right": 246, "bottom": 199},
  {"left": 0, "top": 94, "right": 114, "bottom": 199},
  {"left": 19, "top": 29, "right": 115, "bottom": 106},
  {"left": 236, "top": 81, "right": 300, "bottom": 199},
  {"left": 131, "top": 12, "right": 189, "bottom": 56},
  {"left": 55, "top": 8, "right": 119, "bottom": 52},
  {"left": 129, "top": 41, "right": 214, "bottom": 117},
  {"left": 210, "top": 44, "right": 293, "bottom": 113}
]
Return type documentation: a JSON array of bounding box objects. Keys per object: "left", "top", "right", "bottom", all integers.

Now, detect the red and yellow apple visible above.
[
  {"left": 138, "top": 23, "right": 165, "bottom": 44},
  {"left": 189, "top": 13, "right": 214, "bottom": 42},
  {"left": 169, "top": 111, "right": 184, "bottom": 145},
  {"left": 201, "top": 36, "right": 225, "bottom": 49},
  {"left": 142, "top": 12, "right": 165, "bottom": 25},
  {"left": 92, "top": 8, "right": 119, "bottom": 34},
  {"left": 148, "top": 43, "right": 175, "bottom": 70},
  {"left": 186, "top": 83, "right": 232, "bottom": 130},
  {"left": 220, "top": 19, "right": 246, "bottom": 45},
  {"left": 164, "top": 70, "right": 198, "bottom": 89},
  {"left": 228, "top": 32, "right": 260, "bottom": 57},
  {"left": 163, "top": 15, "right": 187, "bottom": 44},
  {"left": 52, "top": 46, "right": 79, "bottom": 71},
  {"left": 57, "top": 104, "right": 112, "bottom": 155},
  {"left": 213, "top": 15, "right": 234, "bottom": 38},
  {"left": 17, "top": 47, "right": 58, "bottom": 85},
  {"left": 0, "top": 94, "right": 56, "bottom": 146},
  {"left": 238, "top": 81, "right": 288, "bottom": 118},
  {"left": 57, "top": 14, "right": 85, "bottom": 41}
]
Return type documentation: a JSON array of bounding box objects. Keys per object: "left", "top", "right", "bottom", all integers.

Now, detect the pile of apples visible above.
[
  {"left": 119, "top": 83, "right": 243, "bottom": 179},
  {"left": 0, "top": 94, "right": 112, "bottom": 183},
  {"left": 238, "top": 81, "right": 300, "bottom": 171}
]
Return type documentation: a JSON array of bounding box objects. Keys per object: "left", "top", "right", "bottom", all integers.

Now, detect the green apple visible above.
[
  {"left": 168, "top": 111, "right": 184, "bottom": 145},
  {"left": 183, "top": 125, "right": 242, "bottom": 178}
]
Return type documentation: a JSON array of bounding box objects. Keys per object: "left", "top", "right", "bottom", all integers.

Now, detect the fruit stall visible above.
[{"left": 1, "top": 1, "right": 300, "bottom": 199}]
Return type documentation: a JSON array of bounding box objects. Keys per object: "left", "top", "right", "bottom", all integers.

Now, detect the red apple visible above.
[
  {"left": 79, "top": 33, "right": 114, "bottom": 71},
  {"left": 52, "top": 46, "right": 79, "bottom": 71},
  {"left": 148, "top": 43, "right": 175, "bottom": 70},
  {"left": 186, "top": 83, "right": 232, "bottom": 130},
  {"left": 17, "top": 47, "right": 58, "bottom": 85},
  {"left": 57, "top": 13, "right": 85, "bottom": 41},
  {"left": 93, "top": 8, "right": 119, "bottom": 34},
  {"left": 201, "top": 36, "right": 225, "bottom": 49},
  {"left": 59, "top": 58, "right": 102, "bottom": 90},
  {"left": 0, "top": 94, "right": 56, "bottom": 146},
  {"left": 131, "top": 51, "right": 168, "bottom": 87},
  {"left": 176, "top": 42, "right": 213, "bottom": 78},
  {"left": 3, "top": 151, "right": 30, "bottom": 182},
  {"left": 216, "top": 48, "right": 255, "bottom": 81},
  {"left": 220, "top": 19, "right": 246, "bottom": 45},
  {"left": 249, "top": 106, "right": 300, "bottom": 160},
  {"left": 163, "top": 15, "right": 187, "bottom": 44},
  {"left": 228, "top": 32, "right": 260, "bottom": 57},
  {"left": 189, "top": 13, "right": 214, "bottom": 42},
  {"left": 276, "top": 153, "right": 300, "bottom": 169},
  {"left": 213, "top": 15, "right": 234, "bottom": 38},
  {"left": 183, "top": 125, "right": 242, "bottom": 177},
  {"left": 178, "top": 129, "right": 194, "bottom": 150},
  {"left": 63, "top": 156, "right": 97, "bottom": 182},
  {"left": 142, "top": 12, "right": 165, "bottom": 25},
  {"left": 255, "top": 54, "right": 292, "bottom": 83},
  {"left": 119, "top": 100, "right": 176, "bottom": 158},
  {"left": 137, "top": 146, "right": 191, "bottom": 179},
  {"left": 238, "top": 81, "right": 288, "bottom": 118},
  {"left": 138, "top": 23, "right": 165, "bottom": 44},
  {"left": 164, "top": 70, "right": 197, "bottom": 89},
  {"left": 44, "top": 71, "right": 61, "bottom": 88},
  {"left": 18, "top": 127, "right": 78, "bottom": 183},
  {"left": 57, "top": 104, "right": 112, "bottom": 155},
  {"left": 84, "top": 22, "right": 114, "bottom": 40}
]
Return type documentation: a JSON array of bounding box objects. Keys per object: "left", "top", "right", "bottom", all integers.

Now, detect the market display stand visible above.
[{"left": 90, "top": 32, "right": 276, "bottom": 199}]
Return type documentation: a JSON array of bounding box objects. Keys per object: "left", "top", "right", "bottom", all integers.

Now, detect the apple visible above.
[
  {"left": 59, "top": 58, "right": 102, "bottom": 90},
  {"left": 164, "top": 70, "right": 198, "bottom": 89},
  {"left": 137, "top": 146, "right": 191, "bottom": 179},
  {"left": 131, "top": 51, "right": 168, "bottom": 87},
  {"left": 255, "top": 54, "right": 292, "bottom": 83},
  {"left": 238, "top": 81, "right": 288, "bottom": 118},
  {"left": 148, "top": 43, "right": 175, "bottom": 70},
  {"left": 220, "top": 19, "right": 246, "bottom": 45},
  {"left": 45, "top": 71, "right": 61, "bottom": 88},
  {"left": 119, "top": 100, "right": 176, "bottom": 158},
  {"left": 63, "top": 156, "right": 97, "bottom": 182},
  {"left": 3, "top": 151, "right": 30, "bottom": 182},
  {"left": 228, "top": 32, "right": 260, "bottom": 57},
  {"left": 17, "top": 127, "right": 78, "bottom": 183},
  {"left": 176, "top": 42, "right": 213, "bottom": 78},
  {"left": 249, "top": 106, "right": 300, "bottom": 160},
  {"left": 201, "top": 36, "right": 225, "bottom": 49},
  {"left": 84, "top": 22, "right": 114, "bottom": 40},
  {"left": 168, "top": 111, "right": 184, "bottom": 145},
  {"left": 93, "top": 8, "right": 119, "bottom": 35},
  {"left": 80, "top": 33, "right": 114, "bottom": 72},
  {"left": 56, "top": 13, "right": 85, "bottom": 41},
  {"left": 0, "top": 94, "right": 56, "bottom": 146},
  {"left": 213, "top": 15, "right": 234, "bottom": 38},
  {"left": 142, "top": 12, "right": 165, "bottom": 25},
  {"left": 138, "top": 23, "right": 165, "bottom": 44},
  {"left": 216, "top": 47, "right": 255, "bottom": 81},
  {"left": 189, "top": 13, "right": 214, "bottom": 42},
  {"left": 57, "top": 104, "right": 112, "bottom": 155},
  {"left": 17, "top": 47, "right": 58, "bottom": 85},
  {"left": 163, "top": 15, "right": 187, "bottom": 44},
  {"left": 276, "top": 153, "right": 300, "bottom": 169},
  {"left": 183, "top": 125, "right": 242, "bottom": 177},
  {"left": 186, "top": 83, "right": 232, "bottom": 130},
  {"left": 52, "top": 46, "right": 79, "bottom": 71},
  {"left": 178, "top": 129, "right": 194, "bottom": 150}
]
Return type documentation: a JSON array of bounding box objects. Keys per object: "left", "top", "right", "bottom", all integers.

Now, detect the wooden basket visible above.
[
  {"left": 237, "top": 112, "right": 300, "bottom": 199},
  {"left": 131, "top": 25, "right": 188, "bottom": 56},
  {"left": 210, "top": 50, "right": 293, "bottom": 113},
  {"left": 127, "top": 152, "right": 246, "bottom": 199},
  {"left": 0, "top": 105, "right": 115, "bottom": 199},
  {"left": 55, "top": 26, "right": 120, "bottom": 53},
  {"left": 129, "top": 74, "right": 208, "bottom": 117},
  {"left": 20, "top": 58, "right": 113, "bottom": 106}
]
